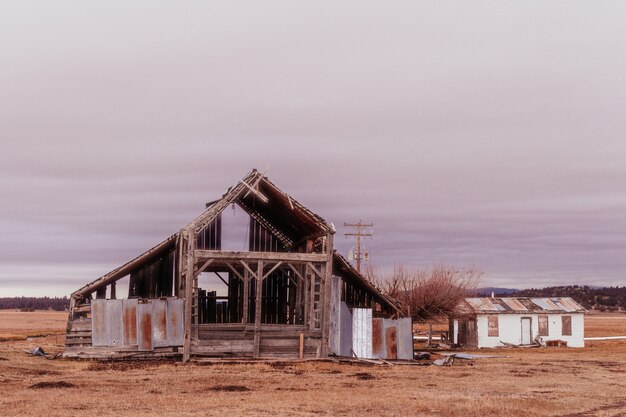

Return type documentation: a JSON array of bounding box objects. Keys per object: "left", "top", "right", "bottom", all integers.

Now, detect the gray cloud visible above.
[{"left": 1, "top": 1, "right": 626, "bottom": 296}]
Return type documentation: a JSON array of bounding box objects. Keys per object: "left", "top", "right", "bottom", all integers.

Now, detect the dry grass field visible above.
[{"left": 1, "top": 310, "right": 625, "bottom": 417}]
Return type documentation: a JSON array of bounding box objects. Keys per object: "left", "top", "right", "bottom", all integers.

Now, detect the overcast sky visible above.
[{"left": 2, "top": 1, "right": 626, "bottom": 296}]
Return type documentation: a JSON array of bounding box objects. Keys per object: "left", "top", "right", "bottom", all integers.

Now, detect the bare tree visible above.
[{"left": 369, "top": 264, "right": 482, "bottom": 322}]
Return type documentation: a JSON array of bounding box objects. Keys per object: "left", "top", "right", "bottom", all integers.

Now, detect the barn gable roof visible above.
[
  {"left": 461, "top": 297, "right": 586, "bottom": 314},
  {"left": 71, "top": 169, "right": 397, "bottom": 314}
]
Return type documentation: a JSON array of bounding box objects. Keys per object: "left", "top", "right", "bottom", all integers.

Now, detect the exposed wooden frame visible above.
[
  {"left": 71, "top": 233, "right": 178, "bottom": 299},
  {"left": 253, "top": 260, "right": 264, "bottom": 357},
  {"left": 320, "top": 232, "right": 334, "bottom": 356},
  {"left": 261, "top": 261, "right": 283, "bottom": 280},
  {"left": 183, "top": 228, "right": 196, "bottom": 362},
  {"left": 195, "top": 250, "right": 327, "bottom": 263},
  {"left": 307, "top": 262, "right": 325, "bottom": 280},
  {"left": 239, "top": 260, "right": 258, "bottom": 279},
  {"left": 225, "top": 263, "right": 245, "bottom": 282},
  {"left": 241, "top": 268, "right": 249, "bottom": 325}
]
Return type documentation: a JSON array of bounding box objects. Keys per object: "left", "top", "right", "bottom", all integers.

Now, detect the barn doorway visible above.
[{"left": 521, "top": 317, "right": 532, "bottom": 344}]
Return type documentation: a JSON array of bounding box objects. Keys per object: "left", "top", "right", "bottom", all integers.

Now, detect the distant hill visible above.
[
  {"left": 474, "top": 287, "right": 520, "bottom": 296},
  {"left": 510, "top": 285, "right": 626, "bottom": 311},
  {"left": 0, "top": 297, "right": 69, "bottom": 311}
]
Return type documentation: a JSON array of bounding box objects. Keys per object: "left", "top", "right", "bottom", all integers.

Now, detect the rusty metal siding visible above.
[
  {"left": 123, "top": 299, "right": 138, "bottom": 346},
  {"left": 152, "top": 299, "right": 168, "bottom": 347},
  {"left": 372, "top": 318, "right": 384, "bottom": 357},
  {"left": 166, "top": 298, "right": 184, "bottom": 345},
  {"left": 385, "top": 326, "right": 398, "bottom": 359},
  {"left": 137, "top": 301, "right": 153, "bottom": 351},
  {"left": 394, "top": 317, "right": 413, "bottom": 360},
  {"left": 369, "top": 317, "right": 413, "bottom": 360},
  {"left": 106, "top": 299, "right": 124, "bottom": 347},
  {"left": 91, "top": 299, "right": 107, "bottom": 346},
  {"left": 352, "top": 308, "right": 372, "bottom": 358}
]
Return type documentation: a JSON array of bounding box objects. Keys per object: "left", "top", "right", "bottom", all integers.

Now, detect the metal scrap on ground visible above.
[{"left": 23, "top": 346, "right": 61, "bottom": 360}]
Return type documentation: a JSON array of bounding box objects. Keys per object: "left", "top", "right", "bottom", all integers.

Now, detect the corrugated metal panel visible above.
[
  {"left": 531, "top": 298, "right": 560, "bottom": 311},
  {"left": 503, "top": 298, "right": 527, "bottom": 311},
  {"left": 465, "top": 297, "right": 586, "bottom": 314},
  {"left": 352, "top": 308, "right": 372, "bottom": 358},
  {"left": 394, "top": 318, "right": 413, "bottom": 360},
  {"left": 466, "top": 298, "right": 496, "bottom": 312},
  {"left": 166, "top": 298, "right": 184, "bottom": 346},
  {"left": 91, "top": 299, "right": 107, "bottom": 346},
  {"left": 137, "top": 301, "right": 153, "bottom": 351},
  {"left": 106, "top": 299, "right": 124, "bottom": 347},
  {"left": 339, "top": 302, "right": 353, "bottom": 357},
  {"left": 329, "top": 276, "right": 341, "bottom": 356},
  {"left": 152, "top": 299, "right": 167, "bottom": 347},
  {"left": 493, "top": 303, "right": 507, "bottom": 311},
  {"left": 123, "top": 299, "right": 138, "bottom": 346},
  {"left": 372, "top": 319, "right": 384, "bottom": 357},
  {"left": 554, "top": 298, "right": 577, "bottom": 312}
]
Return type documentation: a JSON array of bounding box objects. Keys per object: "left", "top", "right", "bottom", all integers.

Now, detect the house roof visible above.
[{"left": 461, "top": 297, "right": 586, "bottom": 314}]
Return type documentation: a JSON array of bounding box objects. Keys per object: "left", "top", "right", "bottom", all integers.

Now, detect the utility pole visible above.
[{"left": 344, "top": 220, "right": 373, "bottom": 273}]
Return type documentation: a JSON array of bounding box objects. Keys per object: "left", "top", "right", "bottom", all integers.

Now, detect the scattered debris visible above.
[
  {"left": 500, "top": 341, "right": 541, "bottom": 348},
  {"left": 433, "top": 356, "right": 455, "bottom": 366},
  {"left": 208, "top": 385, "right": 251, "bottom": 392},
  {"left": 545, "top": 340, "right": 568, "bottom": 347},
  {"left": 29, "top": 381, "right": 76, "bottom": 389},
  {"left": 442, "top": 352, "right": 501, "bottom": 360},
  {"left": 23, "top": 346, "right": 61, "bottom": 359},
  {"left": 432, "top": 352, "right": 503, "bottom": 366}
]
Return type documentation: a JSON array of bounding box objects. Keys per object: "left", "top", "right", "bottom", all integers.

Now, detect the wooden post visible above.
[
  {"left": 242, "top": 268, "right": 249, "bottom": 325},
  {"left": 66, "top": 297, "right": 76, "bottom": 333},
  {"left": 96, "top": 287, "right": 106, "bottom": 299},
  {"left": 183, "top": 228, "right": 196, "bottom": 362},
  {"left": 110, "top": 282, "right": 116, "bottom": 300},
  {"left": 304, "top": 264, "right": 315, "bottom": 331},
  {"left": 299, "top": 332, "right": 304, "bottom": 359},
  {"left": 295, "top": 266, "right": 303, "bottom": 324},
  {"left": 320, "top": 232, "right": 334, "bottom": 357},
  {"left": 253, "top": 260, "right": 264, "bottom": 358},
  {"left": 428, "top": 323, "right": 433, "bottom": 347}
]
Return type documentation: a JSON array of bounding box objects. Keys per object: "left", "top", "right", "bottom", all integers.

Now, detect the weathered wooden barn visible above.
[
  {"left": 450, "top": 297, "right": 585, "bottom": 348},
  {"left": 64, "top": 170, "right": 409, "bottom": 360}
]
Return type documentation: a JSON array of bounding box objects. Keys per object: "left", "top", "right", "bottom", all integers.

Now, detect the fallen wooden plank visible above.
[{"left": 584, "top": 336, "right": 626, "bottom": 341}]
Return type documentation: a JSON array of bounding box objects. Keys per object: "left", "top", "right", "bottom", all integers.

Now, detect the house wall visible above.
[{"left": 475, "top": 313, "right": 584, "bottom": 348}]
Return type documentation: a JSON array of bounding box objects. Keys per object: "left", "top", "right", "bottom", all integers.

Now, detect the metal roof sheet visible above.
[{"left": 463, "top": 297, "right": 585, "bottom": 314}]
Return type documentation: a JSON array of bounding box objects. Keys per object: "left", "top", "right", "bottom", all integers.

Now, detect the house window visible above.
[
  {"left": 562, "top": 316, "right": 572, "bottom": 336},
  {"left": 538, "top": 315, "right": 549, "bottom": 336},
  {"left": 487, "top": 315, "right": 499, "bottom": 337}
]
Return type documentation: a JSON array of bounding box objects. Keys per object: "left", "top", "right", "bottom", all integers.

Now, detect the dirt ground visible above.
[{"left": 1, "top": 311, "right": 625, "bottom": 417}]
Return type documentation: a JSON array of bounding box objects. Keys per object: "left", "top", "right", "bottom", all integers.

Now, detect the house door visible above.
[
  {"left": 467, "top": 319, "right": 477, "bottom": 347},
  {"left": 521, "top": 318, "right": 532, "bottom": 345}
]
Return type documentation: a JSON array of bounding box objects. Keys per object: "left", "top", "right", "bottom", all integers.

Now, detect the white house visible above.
[{"left": 449, "top": 297, "right": 585, "bottom": 348}]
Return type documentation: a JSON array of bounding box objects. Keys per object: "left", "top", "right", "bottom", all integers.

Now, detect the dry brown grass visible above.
[{"left": 1, "top": 311, "right": 626, "bottom": 416}]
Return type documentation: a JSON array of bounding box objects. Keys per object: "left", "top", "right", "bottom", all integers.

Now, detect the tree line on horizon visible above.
[
  {"left": 0, "top": 296, "right": 69, "bottom": 311},
  {"left": 1, "top": 284, "right": 624, "bottom": 313},
  {"left": 510, "top": 285, "right": 626, "bottom": 311}
]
